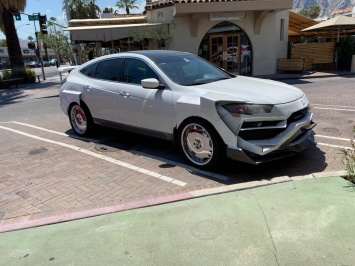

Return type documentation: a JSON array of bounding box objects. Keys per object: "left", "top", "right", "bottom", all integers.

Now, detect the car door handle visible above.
[{"left": 119, "top": 92, "right": 130, "bottom": 97}]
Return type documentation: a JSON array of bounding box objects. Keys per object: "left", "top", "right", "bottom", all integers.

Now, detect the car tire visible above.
[
  {"left": 69, "top": 103, "right": 94, "bottom": 137},
  {"left": 178, "top": 118, "right": 224, "bottom": 170}
]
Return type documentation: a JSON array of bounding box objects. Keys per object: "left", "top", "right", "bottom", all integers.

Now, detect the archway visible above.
[{"left": 198, "top": 21, "right": 252, "bottom": 75}]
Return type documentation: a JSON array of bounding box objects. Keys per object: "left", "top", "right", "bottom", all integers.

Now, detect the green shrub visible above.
[
  {"left": 339, "top": 125, "right": 355, "bottom": 184},
  {"left": 2, "top": 69, "right": 36, "bottom": 83}
]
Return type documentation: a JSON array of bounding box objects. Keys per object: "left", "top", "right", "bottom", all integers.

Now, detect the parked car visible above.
[
  {"left": 42, "top": 61, "right": 51, "bottom": 67},
  {"left": 59, "top": 50, "right": 316, "bottom": 169},
  {"left": 25, "top": 61, "right": 39, "bottom": 68},
  {"left": 49, "top": 59, "right": 58, "bottom": 66}
]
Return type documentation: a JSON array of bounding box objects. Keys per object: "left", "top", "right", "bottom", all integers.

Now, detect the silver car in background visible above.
[{"left": 59, "top": 50, "right": 316, "bottom": 169}]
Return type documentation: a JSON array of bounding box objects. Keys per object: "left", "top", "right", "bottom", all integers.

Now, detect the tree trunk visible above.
[{"left": 2, "top": 10, "right": 25, "bottom": 73}]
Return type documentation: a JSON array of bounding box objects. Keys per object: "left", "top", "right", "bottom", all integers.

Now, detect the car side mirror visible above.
[{"left": 141, "top": 78, "right": 164, "bottom": 89}]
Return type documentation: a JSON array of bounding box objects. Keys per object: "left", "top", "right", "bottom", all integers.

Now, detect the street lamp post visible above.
[{"left": 16, "top": 23, "right": 30, "bottom": 31}]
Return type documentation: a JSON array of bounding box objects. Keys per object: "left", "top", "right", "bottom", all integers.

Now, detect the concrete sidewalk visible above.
[{"left": 0, "top": 176, "right": 354, "bottom": 266}]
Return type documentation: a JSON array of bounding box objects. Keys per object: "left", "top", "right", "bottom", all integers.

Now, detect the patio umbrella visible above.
[{"left": 301, "top": 15, "right": 355, "bottom": 41}]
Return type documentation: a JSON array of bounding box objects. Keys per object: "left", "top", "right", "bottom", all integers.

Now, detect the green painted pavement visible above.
[{"left": 0, "top": 176, "right": 354, "bottom": 265}]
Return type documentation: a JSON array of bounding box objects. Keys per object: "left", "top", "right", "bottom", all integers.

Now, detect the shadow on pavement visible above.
[
  {"left": 0, "top": 81, "right": 60, "bottom": 106},
  {"left": 65, "top": 126, "right": 327, "bottom": 185}
]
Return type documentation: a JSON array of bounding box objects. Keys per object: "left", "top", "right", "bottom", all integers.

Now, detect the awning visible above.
[
  {"left": 64, "top": 23, "right": 163, "bottom": 42},
  {"left": 302, "top": 15, "right": 355, "bottom": 41},
  {"left": 288, "top": 11, "right": 318, "bottom": 37}
]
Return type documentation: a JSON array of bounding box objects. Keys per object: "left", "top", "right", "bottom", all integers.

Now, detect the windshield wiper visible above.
[
  {"left": 186, "top": 82, "right": 207, "bottom": 86},
  {"left": 211, "top": 77, "right": 230, "bottom": 82}
]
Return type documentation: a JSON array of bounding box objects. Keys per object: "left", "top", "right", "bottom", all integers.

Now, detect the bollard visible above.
[{"left": 351, "top": 55, "right": 355, "bottom": 73}]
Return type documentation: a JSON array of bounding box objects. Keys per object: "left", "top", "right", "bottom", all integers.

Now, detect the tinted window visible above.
[
  {"left": 154, "top": 55, "right": 231, "bottom": 86},
  {"left": 80, "top": 62, "right": 98, "bottom": 78},
  {"left": 123, "top": 59, "right": 159, "bottom": 85},
  {"left": 95, "top": 59, "right": 122, "bottom": 81}
]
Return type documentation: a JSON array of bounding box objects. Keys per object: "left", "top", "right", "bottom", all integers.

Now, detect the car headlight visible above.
[{"left": 222, "top": 103, "right": 273, "bottom": 116}]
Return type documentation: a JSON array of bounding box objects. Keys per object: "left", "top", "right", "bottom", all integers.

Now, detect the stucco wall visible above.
[{"left": 147, "top": 8, "right": 289, "bottom": 76}]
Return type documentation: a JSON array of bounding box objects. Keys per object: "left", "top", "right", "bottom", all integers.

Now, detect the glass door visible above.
[
  {"left": 209, "top": 35, "right": 224, "bottom": 69},
  {"left": 209, "top": 34, "right": 240, "bottom": 73},
  {"left": 226, "top": 34, "right": 240, "bottom": 73}
]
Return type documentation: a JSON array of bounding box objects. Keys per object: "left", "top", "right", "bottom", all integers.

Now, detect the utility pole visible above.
[{"left": 32, "top": 13, "right": 46, "bottom": 80}]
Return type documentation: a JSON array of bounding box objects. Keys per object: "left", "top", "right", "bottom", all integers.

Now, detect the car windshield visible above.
[{"left": 153, "top": 54, "right": 233, "bottom": 86}]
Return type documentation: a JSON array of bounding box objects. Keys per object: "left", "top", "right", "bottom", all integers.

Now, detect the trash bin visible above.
[{"left": 351, "top": 55, "right": 355, "bottom": 73}]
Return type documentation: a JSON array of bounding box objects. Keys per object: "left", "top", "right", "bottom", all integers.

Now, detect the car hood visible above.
[{"left": 197, "top": 76, "right": 304, "bottom": 104}]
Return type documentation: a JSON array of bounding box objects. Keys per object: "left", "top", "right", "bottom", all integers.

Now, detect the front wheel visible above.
[
  {"left": 69, "top": 103, "right": 94, "bottom": 137},
  {"left": 178, "top": 119, "right": 223, "bottom": 170}
]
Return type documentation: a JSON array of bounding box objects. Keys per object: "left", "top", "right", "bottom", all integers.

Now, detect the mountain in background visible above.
[{"left": 292, "top": 0, "right": 355, "bottom": 17}]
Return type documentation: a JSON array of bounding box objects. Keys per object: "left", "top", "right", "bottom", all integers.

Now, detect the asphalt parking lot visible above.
[{"left": 0, "top": 73, "right": 354, "bottom": 228}]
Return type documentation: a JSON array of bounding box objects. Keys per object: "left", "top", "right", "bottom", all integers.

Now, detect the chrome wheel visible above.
[
  {"left": 181, "top": 123, "right": 214, "bottom": 166},
  {"left": 70, "top": 105, "right": 87, "bottom": 135}
]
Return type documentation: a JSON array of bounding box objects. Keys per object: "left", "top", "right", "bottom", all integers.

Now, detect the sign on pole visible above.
[{"left": 28, "top": 14, "right": 39, "bottom": 21}]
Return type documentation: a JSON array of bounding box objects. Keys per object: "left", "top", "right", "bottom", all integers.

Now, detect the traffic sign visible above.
[{"left": 28, "top": 14, "right": 39, "bottom": 21}]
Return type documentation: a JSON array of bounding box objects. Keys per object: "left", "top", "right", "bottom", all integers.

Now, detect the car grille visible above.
[{"left": 239, "top": 107, "right": 309, "bottom": 141}]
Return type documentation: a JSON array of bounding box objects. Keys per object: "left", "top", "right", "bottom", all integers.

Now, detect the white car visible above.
[{"left": 59, "top": 50, "right": 316, "bottom": 169}]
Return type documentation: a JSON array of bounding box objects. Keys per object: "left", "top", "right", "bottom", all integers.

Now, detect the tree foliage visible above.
[
  {"left": 131, "top": 23, "right": 174, "bottom": 50},
  {"left": 64, "top": 0, "right": 101, "bottom": 19},
  {"left": 37, "top": 17, "right": 73, "bottom": 64},
  {"left": 0, "top": 0, "right": 27, "bottom": 72},
  {"left": 115, "top": 0, "right": 139, "bottom": 15},
  {"left": 298, "top": 5, "right": 321, "bottom": 19}
]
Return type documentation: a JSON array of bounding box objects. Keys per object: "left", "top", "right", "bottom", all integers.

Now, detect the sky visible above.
[{"left": 0, "top": 0, "right": 145, "bottom": 41}]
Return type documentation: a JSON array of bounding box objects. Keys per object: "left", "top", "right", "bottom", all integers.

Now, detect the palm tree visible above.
[
  {"left": 298, "top": 5, "right": 321, "bottom": 19},
  {"left": 0, "top": 0, "right": 26, "bottom": 72},
  {"left": 64, "top": 0, "right": 101, "bottom": 19},
  {"left": 115, "top": 0, "right": 139, "bottom": 15},
  {"left": 309, "top": 6, "right": 321, "bottom": 19}
]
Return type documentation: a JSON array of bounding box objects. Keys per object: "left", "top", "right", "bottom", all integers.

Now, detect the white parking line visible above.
[
  {"left": 313, "top": 107, "right": 355, "bottom": 112},
  {"left": 11, "top": 121, "right": 99, "bottom": 143},
  {"left": 0, "top": 125, "right": 187, "bottom": 187},
  {"left": 10, "top": 121, "right": 230, "bottom": 182},
  {"left": 315, "top": 135, "right": 352, "bottom": 142},
  {"left": 312, "top": 104, "right": 355, "bottom": 109},
  {"left": 317, "top": 142, "right": 354, "bottom": 150}
]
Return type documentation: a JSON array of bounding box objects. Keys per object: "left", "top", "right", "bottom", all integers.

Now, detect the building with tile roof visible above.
[{"left": 65, "top": 0, "right": 294, "bottom": 76}]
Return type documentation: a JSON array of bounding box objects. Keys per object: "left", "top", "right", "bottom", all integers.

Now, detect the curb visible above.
[
  {"left": 0, "top": 170, "right": 348, "bottom": 233},
  {"left": 257, "top": 72, "right": 355, "bottom": 81}
]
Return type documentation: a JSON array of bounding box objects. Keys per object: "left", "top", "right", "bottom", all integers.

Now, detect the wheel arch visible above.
[{"left": 174, "top": 116, "right": 226, "bottom": 147}]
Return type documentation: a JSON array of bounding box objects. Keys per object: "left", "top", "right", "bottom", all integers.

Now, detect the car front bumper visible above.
[{"left": 226, "top": 122, "right": 316, "bottom": 164}]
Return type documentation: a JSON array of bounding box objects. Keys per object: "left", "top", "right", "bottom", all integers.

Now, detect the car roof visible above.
[{"left": 125, "top": 50, "right": 192, "bottom": 60}]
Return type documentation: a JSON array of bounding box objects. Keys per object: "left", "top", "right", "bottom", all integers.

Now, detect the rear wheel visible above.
[
  {"left": 178, "top": 118, "right": 223, "bottom": 169},
  {"left": 69, "top": 103, "right": 94, "bottom": 137}
]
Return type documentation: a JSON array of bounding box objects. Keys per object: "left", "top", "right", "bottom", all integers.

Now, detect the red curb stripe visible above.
[{"left": 0, "top": 193, "right": 193, "bottom": 233}]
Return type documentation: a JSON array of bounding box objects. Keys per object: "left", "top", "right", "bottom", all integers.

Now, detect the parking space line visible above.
[
  {"left": 317, "top": 142, "right": 354, "bottom": 150},
  {"left": 11, "top": 121, "right": 99, "bottom": 143},
  {"left": 0, "top": 125, "right": 187, "bottom": 187},
  {"left": 313, "top": 107, "right": 355, "bottom": 112},
  {"left": 312, "top": 104, "right": 355, "bottom": 109},
  {"left": 10, "top": 121, "right": 230, "bottom": 183},
  {"left": 315, "top": 135, "right": 352, "bottom": 142}
]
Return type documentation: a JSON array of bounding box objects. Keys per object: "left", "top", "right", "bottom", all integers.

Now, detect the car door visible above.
[
  {"left": 80, "top": 58, "right": 122, "bottom": 123},
  {"left": 118, "top": 58, "right": 173, "bottom": 134}
]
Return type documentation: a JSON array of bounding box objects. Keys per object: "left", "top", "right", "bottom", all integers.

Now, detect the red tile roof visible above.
[
  {"left": 145, "top": 0, "right": 246, "bottom": 11},
  {"left": 328, "top": 7, "right": 353, "bottom": 15}
]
